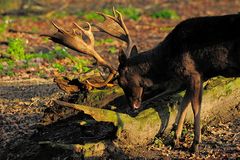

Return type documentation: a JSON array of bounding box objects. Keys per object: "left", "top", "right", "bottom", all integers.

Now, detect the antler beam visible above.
[{"left": 46, "top": 8, "right": 133, "bottom": 87}]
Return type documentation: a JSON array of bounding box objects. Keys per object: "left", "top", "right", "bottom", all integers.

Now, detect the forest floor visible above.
[{"left": 0, "top": 0, "right": 240, "bottom": 159}]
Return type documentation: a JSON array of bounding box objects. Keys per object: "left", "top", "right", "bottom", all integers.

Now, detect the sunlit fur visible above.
[{"left": 118, "top": 13, "right": 240, "bottom": 152}]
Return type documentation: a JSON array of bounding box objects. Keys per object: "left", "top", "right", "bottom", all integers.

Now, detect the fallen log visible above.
[
  {"left": 54, "top": 99, "right": 161, "bottom": 146},
  {"left": 41, "top": 76, "right": 240, "bottom": 157}
]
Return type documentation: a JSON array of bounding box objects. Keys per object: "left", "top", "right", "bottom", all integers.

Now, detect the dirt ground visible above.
[
  {"left": 0, "top": 0, "right": 240, "bottom": 159},
  {"left": 0, "top": 79, "right": 239, "bottom": 159}
]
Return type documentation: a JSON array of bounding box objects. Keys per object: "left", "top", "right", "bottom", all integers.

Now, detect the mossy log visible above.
[
  {"left": 42, "top": 77, "right": 240, "bottom": 157},
  {"left": 55, "top": 77, "right": 240, "bottom": 145},
  {"left": 55, "top": 100, "right": 161, "bottom": 146}
]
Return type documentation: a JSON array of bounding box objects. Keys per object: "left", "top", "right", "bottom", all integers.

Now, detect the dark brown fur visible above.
[{"left": 118, "top": 13, "right": 240, "bottom": 153}]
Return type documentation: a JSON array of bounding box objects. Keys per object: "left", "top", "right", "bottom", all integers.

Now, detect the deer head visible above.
[{"left": 46, "top": 8, "right": 145, "bottom": 109}]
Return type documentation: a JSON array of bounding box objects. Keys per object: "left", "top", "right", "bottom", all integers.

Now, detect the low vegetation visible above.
[
  {"left": 76, "top": 6, "right": 142, "bottom": 21},
  {"left": 0, "top": 17, "right": 9, "bottom": 37},
  {"left": 151, "top": 9, "right": 179, "bottom": 19},
  {"left": 0, "top": 38, "right": 90, "bottom": 77}
]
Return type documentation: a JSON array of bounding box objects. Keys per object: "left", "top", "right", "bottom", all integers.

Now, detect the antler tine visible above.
[
  {"left": 86, "top": 71, "right": 116, "bottom": 88},
  {"left": 73, "top": 22, "right": 94, "bottom": 48},
  {"left": 46, "top": 21, "right": 117, "bottom": 88},
  {"left": 115, "top": 9, "right": 130, "bottom": 37},
  {"left": 114, "top": 9, "right": 135, "bottom": 57},
  {"left": 52, "top": 21, "right": 72, "bottom": 37},
  {"left": 95, "top": 8, "right": 135, "bottom": 57}
]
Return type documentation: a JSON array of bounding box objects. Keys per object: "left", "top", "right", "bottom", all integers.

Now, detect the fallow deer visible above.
[{"left": 45, "top": 9, "right": 240, "bottom": 153}]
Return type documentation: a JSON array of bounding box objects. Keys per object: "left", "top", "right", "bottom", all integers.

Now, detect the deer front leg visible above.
[
  {"left": 190, "top": 74, "right": 203, "bottom": 153},
  {"left": 174, "top": 88, "right": 191, "bottom": 148}
]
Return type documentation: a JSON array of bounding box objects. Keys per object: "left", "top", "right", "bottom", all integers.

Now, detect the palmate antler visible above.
[
  {"left": 95, "top": 8, "right": 135, "bottom": 57},
  {"left": 46, "top": 8, "right": 133, "bottom": 87}
]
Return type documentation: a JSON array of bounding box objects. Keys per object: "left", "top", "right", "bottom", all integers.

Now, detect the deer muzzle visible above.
[{"left": 131, "top": 98, "right": 142, "bottom": 110}]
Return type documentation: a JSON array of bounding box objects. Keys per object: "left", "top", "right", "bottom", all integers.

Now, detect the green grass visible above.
[
  {"left": 29, "top": 45, "right": 90, "bottom": 73},
  {"left": 52, "top": 45, "right": 90, "bottom": 73},
  {"left": 0, "top": 40, "right": 91, "bottom": 76},
  {"left": 151, "top": 9, "right": 179, "bottom": 19},
  {"left": 52, "top": 63, "right": 66, "bottom": 73},
  {"left": 51, "top": 11, "right": 69, "bottom": 18},
  {"left": 117, "top": 6, "right": 141, "bottom": 21},
  {"left": 101, "top": 6, "right": 141, "bottom": 20},
  {"left": 7, "top": 38, "right": 26, "bottom": 60},
  {"left": 0, "top": 58, "right": 15, "bottom": 76},
  {"left": 0, "top": 63, "right": 4, "bottom": 75},
  {"left": 108, "top": 46, "right": 117, "bottom": 54},
  {"left": 25, "top": 53, "right": 52, "bottom": 61},
  {"left": 42, "top": 37, "right": 50, "bottom": 43},
  {"left": 0, "top": 36, "right": 92, "bottom": 76},
  {"left": 79, "top": 6, "right": 141, "bottom": 21},
  {"left": 83, "top": 11, "right": 104, "bottom": 21},
  {"left": 0, "top": 18, "right": 8, "bottom": 35},
  {"left": 74, "top": 11, "right": 85, "bottom": 17},
  {"left": 95, "top": 38, "right": 114, "bottom": 46},
  {"left": 31, "top": 26, "right": 39, "bottom": 33}
]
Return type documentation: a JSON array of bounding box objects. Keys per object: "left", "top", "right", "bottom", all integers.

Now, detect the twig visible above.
[
  {"left": 0, "top": 41, "right": 8, "bottom": 45},
  {"left": 233, "top": 132, "right": 240, "bottom": 143},
  {"left": 8, "top": 28, "right": 40, "bottom": 35}
]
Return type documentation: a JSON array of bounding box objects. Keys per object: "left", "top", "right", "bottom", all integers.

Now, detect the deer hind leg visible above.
[
  {"left": 174, "top": 88, "right": 191, "bottom": 148},
  {"left": 190, "top": 73, "right": 203, "bottom": 153}
]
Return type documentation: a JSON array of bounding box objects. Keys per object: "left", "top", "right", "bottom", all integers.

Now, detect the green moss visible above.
[
  {"left": 153, "top": 137, "right": 164, "bottom": 148},
  {"left": 81, "top": 142, "right": 105, "bottom": 157},
  {"left": 177, "top": 77, "right": 240, "bottom": 99},
  {"left": 203, "top": 77, "right": 240, "bottom": 99},
  {"left": 88, "top": 87, "right": 124, "bottom": 103}
]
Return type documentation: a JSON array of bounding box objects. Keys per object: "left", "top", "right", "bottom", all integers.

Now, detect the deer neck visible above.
[{"left": 127, "top": 43, "right": 169, "bottom": 81}]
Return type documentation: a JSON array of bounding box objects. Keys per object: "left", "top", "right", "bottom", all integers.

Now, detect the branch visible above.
[{"left": 54, "top": 100, "right": 130, "bottom": 126}]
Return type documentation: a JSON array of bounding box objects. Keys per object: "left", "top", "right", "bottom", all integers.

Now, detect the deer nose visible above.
[
  {"left": 133, "top": 103, "right": 139, "bottom": 109},
  {"left": 132, "top": 99, "right": 141, "bottom": 109}
]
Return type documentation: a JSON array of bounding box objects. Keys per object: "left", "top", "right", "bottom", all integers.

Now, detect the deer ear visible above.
[
  {"left": 118, "top": 49, "right": 127, "bottom": 66},
  {"left": 129, "top": 45, "right": 138, "bottom": 57}
]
